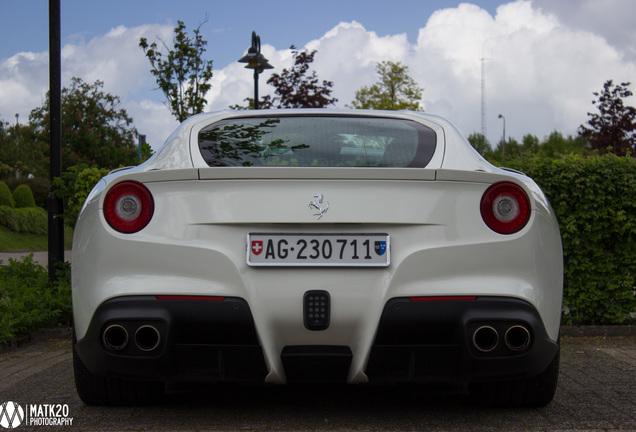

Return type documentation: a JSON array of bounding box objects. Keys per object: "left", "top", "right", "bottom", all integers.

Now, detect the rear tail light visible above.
[
  {"left": 480, "top": 182, "right": 530, "bottom": 234},
  {"left": 103, "top": 181, "right": 154, "bottom": 233}
]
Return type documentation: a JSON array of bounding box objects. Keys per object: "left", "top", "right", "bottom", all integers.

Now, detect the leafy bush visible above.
[
  {"left": 0, "top": 206, "right": 47, "bottom": 235},
  {"left": 3, "top": 177, "right": 50, "bottom": 208},
  {"left": 0, "top": 181, "right": 14, "bottom": 207},
  {"left": 52, "top": 164, "right": 110, "bottom": 228},
  {"left": 0, "top": 256, "right": 71, "bottom": 344},
  {"left": 503, "top": 153, "right": 636, "bottom": 324},
  {"left": 12, "top": 184, "right": 36, "bottom": 208}
]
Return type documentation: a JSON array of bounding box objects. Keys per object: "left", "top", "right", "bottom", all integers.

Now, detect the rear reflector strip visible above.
[
  {"left": 408, "top": 296, "right": 478, "bottom": 302},
  {"left": 156, "top": 295, "right": 225, "bottom": 302}
]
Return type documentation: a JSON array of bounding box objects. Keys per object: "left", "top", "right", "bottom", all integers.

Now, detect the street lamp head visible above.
[
  {"left": 238, "top": 31, "right": 274, "bottom": 110},
  {"left": 238, "top": 32, "right": 273, "bottom": 72},
  {"left": 238, "top": 47, "right": 260, "bottom": 69},
  {"left": 498, "top": 114, "right": 503, "bottom": 119}
]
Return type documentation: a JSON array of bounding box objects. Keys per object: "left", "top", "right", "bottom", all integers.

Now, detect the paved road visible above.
[{"left": 1, "top": 333, "right": 634, "bottom": 431}]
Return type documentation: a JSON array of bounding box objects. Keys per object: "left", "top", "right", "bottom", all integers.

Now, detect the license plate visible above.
[{"left": 247, "top": 233, "right": 390, "bottom": 267}]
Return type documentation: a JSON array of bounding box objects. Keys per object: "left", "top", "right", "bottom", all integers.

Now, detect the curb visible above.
[
  {"left": 0, "top": 327, "right": 72, "bottom": 355},
  {"left": 561, "top": 325, "right": 636, "bottom": 337}
]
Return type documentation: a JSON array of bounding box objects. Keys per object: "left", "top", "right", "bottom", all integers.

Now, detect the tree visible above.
[
  {"left": 267, "top": 47, "right": 337, "bottom": 108},
  {"left": 349, "top": 61, "right": 423, "bottom": 111},
  {"left": 230, "top": 47, "right": 337, "bottom": 110},
  {"left": 579, "top": 80, "right": 636, "bottom": 156},
  {"left": 29, "top": 77, "right": 139, "bottom": 172},
  {"left": 467, "top": 132, "right": 491, "bottom": 156},
  {"left": 140, "top": 20, "right": 214, "bottom": 122},
  {"left": 541, "top": 131, "right": 587, "bottom": 157},
  {"left": 0, "top": 118, "right": 48, "bottom": 178}
]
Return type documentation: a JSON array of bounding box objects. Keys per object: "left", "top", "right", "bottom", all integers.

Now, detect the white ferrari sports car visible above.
[{"left": 72, "top": 109, "right": 563, "bottom": 406}]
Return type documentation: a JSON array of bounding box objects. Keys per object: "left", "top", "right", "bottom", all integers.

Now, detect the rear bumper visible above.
[
  {"left": 76, "top": 295, "right": 558, "bottom": 384},
  {"left": 366, "top": 296, "right": 559, "bottom": 383},
  {"left": 74, "top": 296, "right": 268, "bottom": 382}
]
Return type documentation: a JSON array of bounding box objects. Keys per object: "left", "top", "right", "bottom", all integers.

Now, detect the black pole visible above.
[
  {"left": 253, "top": 68, "right": 259, "bottom": 110},
  {"left": 48, "top": 0, "right": 64, "bottom": 281}
]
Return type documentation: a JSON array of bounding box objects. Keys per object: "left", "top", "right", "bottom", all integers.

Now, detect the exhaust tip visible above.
[
  {"left": 505, "top": 325, "right": 531, "bottom": 351},
  {"left": 472, "top": 325, "right": 499, "bottom": 352},
  {"left": 103, "top": 324, "right": 129, "bottom": 351},
  {"left": 135, "top": 325, "right": 161, "bottom": 351}
]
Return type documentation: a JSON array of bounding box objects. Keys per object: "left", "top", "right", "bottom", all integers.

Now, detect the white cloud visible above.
[
  {"left": 401, "top": 0, "right": 636, "bottom": 144},
  {"left": 125, "top": 99, "right": 178, "bottom": 149},
  {"left": 304, "top": 21, "right": 411, "bottom": 106},
  {"left": 0, "top": 51, "right": 49, "bottom": 121},
  {"left": 532, "top": 0, "right": 636, "bottom": 63},
  {"left": 61, "top": 24, "right": 173, "bottom": 103}
]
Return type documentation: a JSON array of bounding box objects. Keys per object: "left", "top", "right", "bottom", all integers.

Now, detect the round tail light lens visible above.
[
  {"left": 103, "top": 181, "right": 154, "bottom": 233},
  {"left": 480, "top": 182, "right": 530, "bottom": 234}
]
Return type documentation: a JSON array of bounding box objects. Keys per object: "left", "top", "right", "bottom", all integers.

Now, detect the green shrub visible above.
[
  {"left": 503, "top": 153, "right": 636, "bottom": 324},
  {"left": 0, "top": 206, "right": 47, "bottom": 234},
  {"left": 0, "top": 256, "right": 71, "bottom": 344},
  {"left": 3, "top": 177, "right": 50, "bottom": 208},
  {"left": 52, "top": 164, "right": 110, "bottom": 228},
  {"left": 0, "top": 181, "right": 14, "bottom": 207},
  {"left": 12, "top": 184, "right": 36, "bottom": 208}
]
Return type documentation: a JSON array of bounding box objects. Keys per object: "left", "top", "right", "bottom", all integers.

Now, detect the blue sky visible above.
[
  {"left": 1, "top": 0, "right": 634, "bottom": 149},
  {"left": 1, "top": 0, "right": 505, "bottom": 68}
]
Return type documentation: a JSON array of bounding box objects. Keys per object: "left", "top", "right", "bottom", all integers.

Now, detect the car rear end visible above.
[{"left": 72, "top": 110, "right": 562, "bottom": 406}]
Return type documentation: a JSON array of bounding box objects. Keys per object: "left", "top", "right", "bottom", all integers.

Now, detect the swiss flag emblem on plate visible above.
[{"left": 251, "top": 240, "right": 264, "bottom": 255}]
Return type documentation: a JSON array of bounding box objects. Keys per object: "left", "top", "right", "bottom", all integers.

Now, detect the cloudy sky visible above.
[{"left": 1, "top": 0, "right": 634, "bottom": 150}]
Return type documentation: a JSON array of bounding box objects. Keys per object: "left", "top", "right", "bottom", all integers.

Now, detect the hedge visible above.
[
  {"left": 503, "top": 153, "right": 636, "bottom": 325},
  {"left": 0, "top": 181, "right": 14, "bottom": 207},
  {"left": 2, "top": 177, "right": 50, "bottom": 208},
  {"left": 0, "top": 206, "right": 47, "bottom": 235},
  {"left": 13, "top": 184, "right": 36, "bottom": 208}
]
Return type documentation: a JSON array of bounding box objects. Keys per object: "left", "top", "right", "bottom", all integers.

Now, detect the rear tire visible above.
[
  {"left": 469, "top": 348, "right": 560, "bottom": 407},
  {"left": 73, "top": 331, "right": 164, "bottom": 406}
]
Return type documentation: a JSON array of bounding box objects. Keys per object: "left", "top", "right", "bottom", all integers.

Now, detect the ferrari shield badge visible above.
[
  {"left": 308, "top": 193, "right": 329, "bottom": 220},
  {"left": 375, "top": 241, "right": 386, "bottom": 256}
]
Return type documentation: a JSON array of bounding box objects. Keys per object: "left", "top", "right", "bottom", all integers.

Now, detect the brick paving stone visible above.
[{"left": 0, "top": 335, "right": 634, "bottom": 431}]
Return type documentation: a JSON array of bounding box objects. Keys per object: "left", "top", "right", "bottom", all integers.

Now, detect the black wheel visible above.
[
  {"left": 469, "top": 348, "right": 560, "bottom": 408},
  {"left": 73, "top": 331, "right": 164, "bottom": 406}
]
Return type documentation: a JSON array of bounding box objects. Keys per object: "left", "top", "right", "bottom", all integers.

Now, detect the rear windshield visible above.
[{"left": 198, "top": 116, "right": 437, "bottom": 168}]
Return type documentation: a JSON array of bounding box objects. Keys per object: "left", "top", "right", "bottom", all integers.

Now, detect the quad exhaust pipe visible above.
[
  {"left": 135, "top": 325, "right": 161, "bottom": 351},
  {"left": 504, "top": 325, "right": 531, "bottom": 351},
  {"left": 103, "top": 324, "right": 129, "bottom": 351},
  {"left": 102, "top": 324, "right": 161, "bottom": 352},
  {"left": 471, "top": 324, "right": 531, "bottom": 353},
  {"left": 472, "top": 326, "right": 499, "bottom": 352}
]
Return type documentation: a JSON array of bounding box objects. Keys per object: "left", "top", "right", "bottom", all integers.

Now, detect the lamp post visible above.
[
  {"left": 238, "top": 31, "right": 273, "bottom": 109},
  {"left": 498, "top": 114, "right": 506, "bottom": 158}
]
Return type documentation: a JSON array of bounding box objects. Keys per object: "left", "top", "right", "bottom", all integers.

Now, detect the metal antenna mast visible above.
[{"left": 481, "top": 54, "right": 489, "bottom": 139}]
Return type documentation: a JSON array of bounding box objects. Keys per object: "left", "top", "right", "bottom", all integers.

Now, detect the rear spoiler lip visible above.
[{"left": 103, "top": 167, "right": 527, "bottom": 185}]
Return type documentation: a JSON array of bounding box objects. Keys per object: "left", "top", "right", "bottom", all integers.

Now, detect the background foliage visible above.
[
  {"left": 502, "top": 153, "right": 636, "bottom": 324},
  {"left": 12, "top": 184, "right": 36, "bottom": 208},
  {"left": 139, "top": 20, "right": 214, "bottom": 122},
  {"left": 0, "top": 207, "right": 47, "bottom": 235},
  {"left": 348, "top": 61, "right": 423, "bottom": 110},
  {"left": 0, "top": 257, "right": 71, "bottom": 344},
  {"left": 0, "top": 181, "right": 14, "bottom": 207},
  {"left": 579, "top": 80, "right": 636, "bottom": 156},
  {"left": 52, "top": 164, "right": 111, "bottom": 228},
  {"left": 29, "top": 77, "right": 140, "bottom": 175}
]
